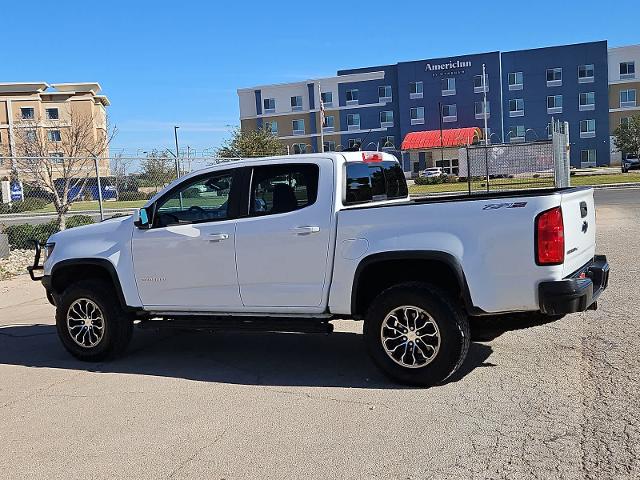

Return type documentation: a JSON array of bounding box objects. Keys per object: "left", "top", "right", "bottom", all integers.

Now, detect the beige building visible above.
[{"left": 0, "top": 82, "right": 110, "bottom": 178}]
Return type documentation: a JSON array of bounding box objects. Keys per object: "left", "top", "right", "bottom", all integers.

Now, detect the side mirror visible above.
[{"left": 133, "top": 207, "right": 152, "bottom": 229}]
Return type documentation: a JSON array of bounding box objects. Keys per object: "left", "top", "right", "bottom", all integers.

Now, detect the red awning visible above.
[{"left": 401, "top": 127, "right": 482, "bottom": 150}]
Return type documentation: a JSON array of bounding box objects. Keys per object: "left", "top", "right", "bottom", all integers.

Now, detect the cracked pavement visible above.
[{"left": 0, "top": 188, "right": 638, "bottom": 479}]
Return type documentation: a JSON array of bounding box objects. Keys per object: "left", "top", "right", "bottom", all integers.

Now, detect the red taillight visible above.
[
  {"left": 535, "top": 207, "right": 564, "bottom": 265},
  {"left": 362, "top": 152, "right": 383, "bottom": 163}
]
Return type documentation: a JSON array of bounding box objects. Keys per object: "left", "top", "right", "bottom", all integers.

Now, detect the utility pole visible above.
[
  {"left": 173, "top": 126, "right": 180, "bottom": 178},
  {"left": 438, "top": 101, "right": 444, "bottom": 166},
  {"left": 318, "top": 82, "right": 325, "bottom": 153},
  {"left": 482, "top": 63, "right": 490, "bottom": 192}
]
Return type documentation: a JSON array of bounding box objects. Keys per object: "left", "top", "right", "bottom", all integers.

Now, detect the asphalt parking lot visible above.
[{"left": 0, "top": 188, "right": 638, "bottom": 480}]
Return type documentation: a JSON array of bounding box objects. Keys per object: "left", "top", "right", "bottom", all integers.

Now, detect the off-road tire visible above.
[
  {"left": 55, "top": 279, "right": 133, "bottom": 361},
  {"left": 364, "top": 282, "right": 470, "bottom": 387}
]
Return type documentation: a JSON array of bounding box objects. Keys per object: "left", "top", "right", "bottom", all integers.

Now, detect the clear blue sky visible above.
[{"left": 3, "top": 0, "right": 637, "bottom": 154}]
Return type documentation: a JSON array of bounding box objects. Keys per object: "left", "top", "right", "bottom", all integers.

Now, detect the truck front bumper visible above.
[{"left": 538, "top": 255, "right": 610, "bottom": 315}]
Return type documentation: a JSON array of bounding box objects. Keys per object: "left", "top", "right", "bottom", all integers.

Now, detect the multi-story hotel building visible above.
[
  {"left": 238, "top": 40, "right": 639, "bottom": 170},
  {"left": 0, "top": 82, "right": 110, "bottom": 178}
]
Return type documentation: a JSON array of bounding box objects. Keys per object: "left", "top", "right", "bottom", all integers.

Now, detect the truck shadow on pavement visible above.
[{"left": 0, "top": 324, "right": 495, "bottom": 388}]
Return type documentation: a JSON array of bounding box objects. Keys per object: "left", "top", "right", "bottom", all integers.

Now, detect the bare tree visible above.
[
  {"left": 110, "top": 153, "right": 133, "bottom": 199},
  {"left": 14, "top": 106, "right": 116, "bottom": 229},
  {"left": 140, "top": 150, "right": 175, "bottom": 193}
]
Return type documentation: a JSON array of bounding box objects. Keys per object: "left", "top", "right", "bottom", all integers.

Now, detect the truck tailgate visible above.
[{"left": 561, "top": 188, "right": 596, "bottom": 276}]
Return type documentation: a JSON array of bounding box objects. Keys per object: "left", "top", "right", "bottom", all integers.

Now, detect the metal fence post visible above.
[{"left": 94, "top": 155, "right": 104, "bottom": 221}]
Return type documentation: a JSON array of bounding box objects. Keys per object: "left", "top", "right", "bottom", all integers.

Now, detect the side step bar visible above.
[{"left": 137, "top": 316, "right": 334, "bottom": 334}]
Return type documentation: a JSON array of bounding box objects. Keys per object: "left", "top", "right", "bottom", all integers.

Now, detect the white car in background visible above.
[{"left": 420, "top": 167, "right": 447, "bottom": 178}]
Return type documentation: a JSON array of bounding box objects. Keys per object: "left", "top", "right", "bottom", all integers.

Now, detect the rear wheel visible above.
[
  {"left": 56, "top": 279, "right": 133, "bottom": 361},
  {"left": 364, "top": 282, "right": 470, "bottom": 387}
]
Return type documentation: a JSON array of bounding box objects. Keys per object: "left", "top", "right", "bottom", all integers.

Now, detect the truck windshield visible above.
[{"left": 344, "top": 161, "right": 408, "bottom": 205}]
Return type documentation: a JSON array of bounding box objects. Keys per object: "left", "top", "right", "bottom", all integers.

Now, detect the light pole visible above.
[{"left": 173, "top": 126, "right": 180, "bottom": 178}]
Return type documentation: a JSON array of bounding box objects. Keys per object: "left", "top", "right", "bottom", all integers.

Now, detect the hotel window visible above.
[
  {"left": 321, "top": 91, "right": 333, "bottom": 107},
  {"left": 348, "top": 138, "right": 362, "bottom": 149},
  {"left": 579, "top": 92, "right": 595, "bottom": 111},
  {"left": 474, "top": 74, "right": 488, "bottom": 93},
  {"left": 580, "top": 119, "right": 596, "bottom": 138},
  {"left": 346, "top": 89, "right": 359, "bottom": 105},
  {"left": 265, "top": 121, "right": 278, "bottom": 135},
  {"left": 509, "top": 98, "right": 524, "bottom": 117},
  {"left": 25, "top": 129, "right": 37, "bottom": 142},
  {"left": 546, "top": 68, "right": 562, "bottom": 86},
  {"left": 291, "top": 96, "right": 303, "bottom": 111},
  {"left": 474, "top": 101, "right": 490, "bottom": 119},
  {"left": 346, "top": 113, "right": 360, "bottom": 130},
  {"left": 47, "top": 129, "right": 62, "bottom": 142},
  {"left": 380, "top": 136, "right": 395, "bottom": 149},
  {"left": 292, "top": 119, "right": 305, "bottom": 135},
  {"left": 410, "top": 106, "right": 425, "bottom": 125},
  {"left": 292, "top": 143, "right": 307, "bottom": 154},
  {"left": 323, "top": 140, "right": 336, "bottom": 152},
  {"left": 620, "top": 89, "right": 637, "bottom": 108},
  {"left": 621, "top": 117, "right": 632, "bottom": 127},
  {"left": 442, "top": 104, "right": 457, "bottom": 122},
  {"left": 547, "top": 95, "right": 563, "bottom": 114},
  {"left": 580, "top": 149, "right": 597, "bottom": 167},
  {"left": 21, "top": 107, "right": 35, "bottom": 120},
  {"left": 45, "top": 108, "right": 59, "bottom": 120},
  {"left": 263, "top": 98, "right": 275, "bottom": 113},
  {"left": 379, "top": 110, "right": 394, "bottom": 128},
  {"left": 509, "top": 125, "right": 525, "bottom": 142},
  {"left": 620, "top": 61, "right": 635, "bottom": 79},
  {"left": 441, "top": 78, "right": 456, "bottom": 96},
  {"left": 378, "top": 85, "right": 392, "bottom": 103},
  {"left": 508, "top": 72, "right": 523, "bottom": 90},
  {"left": 578, "top": 64, "right": 594, "bottom": 83},
  {"left": 409, "top": 81, "right": 423, "bottom": 99},
  {"left": 50, "top": 152, "right": 64, "bottom": 163},
  {"left": 323, "top": 115, "right": 334, "bottom": 131}
]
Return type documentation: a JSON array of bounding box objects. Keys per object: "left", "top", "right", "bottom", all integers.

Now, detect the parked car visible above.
[
  {"left": 419, "top": 167, "right": 447, "bottom": 178},
  {"left": 622, "top": 156, "right": 640, "bottom": 173},
  {"left": 28, "top": 151, "right": 610, "bottom": 387}
]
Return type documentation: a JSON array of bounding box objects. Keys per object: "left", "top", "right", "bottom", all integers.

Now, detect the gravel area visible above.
[{"left": 0, "top": 249, "right": 33, "bottom": 280}]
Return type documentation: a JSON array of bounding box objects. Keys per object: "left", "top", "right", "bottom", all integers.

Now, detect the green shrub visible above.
[
  {"left": 444, "top": 175, "right": 459, "bottom": 184},
  {"left": 3, "top": 215, "right": 94, "bottom": 249},
  {"left": 414, "top": 176, "right": 445, "bottom": 185},
  {"left": 118, "top": 191, "right": 147, "bottom": 202},
  {"left": 146, "top": 191, "right": 157, "bottom": 200},
  {"left": 0, "top": 197, "right": 51, "bottom": 214}
]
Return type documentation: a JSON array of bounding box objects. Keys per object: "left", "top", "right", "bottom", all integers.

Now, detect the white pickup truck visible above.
[{"left": 29, "top": 151, "right": 610, "bottom": 386}]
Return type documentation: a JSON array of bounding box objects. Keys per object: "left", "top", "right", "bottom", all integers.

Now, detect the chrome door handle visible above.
[
  {"left": 291, "top": 226, "right": 320, "bottom": 235},
  {"left": 207, "top": 233, "right": 229, "bottom": 242}
]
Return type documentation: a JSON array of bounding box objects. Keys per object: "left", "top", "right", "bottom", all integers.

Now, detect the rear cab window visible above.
[{"left": 344, "top": 160, "right": 408, "bottom": 205}]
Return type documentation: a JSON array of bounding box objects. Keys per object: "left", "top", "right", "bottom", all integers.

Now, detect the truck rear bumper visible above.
[{"left": 538, "top": 255, "right": 610, "bottom": 315}]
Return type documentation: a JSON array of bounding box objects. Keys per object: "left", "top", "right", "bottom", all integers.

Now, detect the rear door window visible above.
[
  {"left": 249, "top": 163, "right": 319, "bottom": 216},
  {"left": 345, "top": 161, "right": 408, "bottom": 205}
]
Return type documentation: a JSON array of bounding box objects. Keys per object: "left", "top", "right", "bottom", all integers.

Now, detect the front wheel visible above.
[
  {"left": 364, "top": 282, "right": 470, "bottom": 387},
  {"left": 56, "top": 279, "right": 133, "bottom": 361}
]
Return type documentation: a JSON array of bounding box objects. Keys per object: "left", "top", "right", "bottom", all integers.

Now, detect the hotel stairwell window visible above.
[
  {"left": 620, "top": 61, "right": 635, "bottom": 80},
  {"left": 442, "top": 104, "right": 457, "bottom": 123},
  {"left": 509, "top": 98, "right": 524, "bottom": 117},
  {"left": 321, "top": 91, "right": 333, "bottom": 107},
  {"left": 21, "top": 107, "right": 34, "bottom": 120},
  {"left": 292, "top": 143, "right": 307, "bottom": 154},
  {"left": 509, "top": 125, "right": 525, "bottom": 142},
  {"left": 580, "top": 119, "right": 596, "bottom": 138},
  {"left": 578, "top": 64, "right": 594, "bottom": 83},
  {"left": 378, "top": 85, "right": 392, "bottom": 103},
  {"left": 25, "top": 129, "right": 37, "bottom": 142},
  {"left": 474, "top": 74, "right": 489, "bottom": 93},
  {"left": 347, "top": 113, "right": 360, "bottom": 130},
  {"left": 620, "top": 89, "right": 637, "bottom": 108},
  {"left": 265, "top": 121, "right": 278, "bottom": 135},
  {"left": 547, "top": 95, "right": 563, "bottom": 114},
  {"left": 508, "top": 72, "right": 523, "bottom": 91},
  {"left": 348, "top": 138, "right": 362, "bottom": 149},
  {"left": 263, "top": 98, "right": 275, "bottom": 113},
  {"left": 323, "top": 140, "right": 336, "bottom": 152},
  {"left": 291, "top": 96, "right": 303, "bottom": 111},
  {"left": 380, "top": 136, "right": 395, "bottom": 149},
  {"left": 409, "top": 81, "right": 423, "bottom": 99},
  {"left": 581, "top": 149, "right": 597, "bottom": 168},
  {"left": 474, "top": 101, "right": 490, "bottom": 120},
  {"left": 379, "top": 110, "right": 394, "bottom": 128},
  {"left": 47, "top": 129, "right": 62, "bottom": 142},
  {"left": 45, "top": 108, "right": 59, "bottom": 120},
  {"left": 579, "top": 92, "right": 595, "bottom": 111},
  {"left": 410, "top": 106, "right": 425, "bottom": 125},
  {"left": 292, "top": 119, "right": 305, "bottom": 135},
  {"left": 323, "top": 115, "right": 334, "bottom": 132},
  {"left": 546, "top": 68, "right": 562, "bottom": 87},
  {"left": 346, "top": 89, "right": 359, "bottom": 106},
  {"left": 442, "top": 78, "right": 456, "bottom": 96}
]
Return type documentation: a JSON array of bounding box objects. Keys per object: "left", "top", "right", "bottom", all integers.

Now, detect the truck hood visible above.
[{"left": 48, "top": 214, "right": 134, "bottom": 246}]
